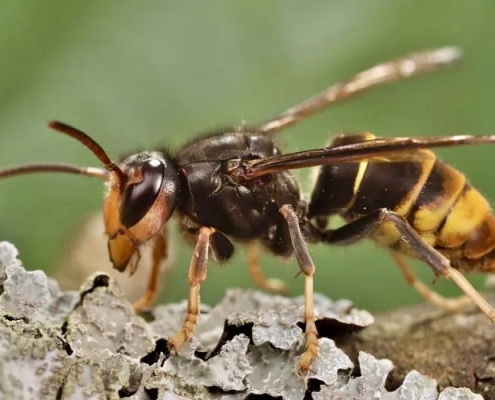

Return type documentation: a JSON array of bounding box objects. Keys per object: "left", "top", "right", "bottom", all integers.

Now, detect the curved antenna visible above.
[
  {"left": 48, "top": 121, "right": 125, "bottom": 186},
  {"left": 259, "top": 46, "right": 463, "bottom": 134},
  {"left": 0, "top": 164, "right": 108, "bottom": 180}
]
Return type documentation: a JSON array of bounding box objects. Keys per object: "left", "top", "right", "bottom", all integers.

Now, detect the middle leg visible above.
[
  {"left": 248, "top": 244, "right": 288, "bottom": 295},
  {"left": 280, "top": 204, "right": 319, "bottom": 375}
]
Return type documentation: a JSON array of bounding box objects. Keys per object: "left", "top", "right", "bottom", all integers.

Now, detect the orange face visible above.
[{"left": 103, "top": 154, "right": 179, "bottom": 273}]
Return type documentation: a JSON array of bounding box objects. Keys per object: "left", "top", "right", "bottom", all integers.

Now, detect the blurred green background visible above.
[{"left": 0, "top": 0, "right": 494, "bottom": 312}]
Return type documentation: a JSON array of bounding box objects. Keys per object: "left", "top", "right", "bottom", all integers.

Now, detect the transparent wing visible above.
[{"left": 258, "top": 47, "right": 462, "bottom": 134}]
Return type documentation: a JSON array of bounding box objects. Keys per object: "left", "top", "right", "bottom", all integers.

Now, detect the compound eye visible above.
[{"left": 121, "top": 159, "right": 165, "bottom": 228}]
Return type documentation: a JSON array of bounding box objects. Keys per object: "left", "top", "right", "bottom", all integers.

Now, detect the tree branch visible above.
[{"left": 0, "top": 240, "right": 488, "bottom": 399}]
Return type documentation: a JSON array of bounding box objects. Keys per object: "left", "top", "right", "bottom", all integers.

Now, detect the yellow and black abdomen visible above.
[{"left": 307, "top": 132, "right": 495, "bottom": 272}]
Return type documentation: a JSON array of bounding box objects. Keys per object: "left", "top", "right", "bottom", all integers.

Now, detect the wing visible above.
[
  {"left": 258, "top": 47, "right": 462, "bottom": 134},
  {"left": 241, "top": 134, "right": 495, "bottom": 178}
]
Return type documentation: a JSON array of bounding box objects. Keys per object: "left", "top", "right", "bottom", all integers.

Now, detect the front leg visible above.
[
  {"left": 168, "top": 226, "right": 215, "bottom": 351},
  {"left": 279, "top": 204, "right": 318, "bottom": 375},
  {"left": 133, "top": 229, "right": 168, "bottom": 313}
]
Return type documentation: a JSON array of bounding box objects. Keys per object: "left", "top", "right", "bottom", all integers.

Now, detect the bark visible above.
[
  {"left": 0, "top": 238, "right": 491, "bottom": 399},
  {"left": 338, "top": 295, "right": 495, "bottom": 398}
]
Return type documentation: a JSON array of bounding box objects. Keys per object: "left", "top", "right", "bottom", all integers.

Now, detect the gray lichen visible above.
[{"left": 0, "top": 241, "right": 485, "bottom": 399}]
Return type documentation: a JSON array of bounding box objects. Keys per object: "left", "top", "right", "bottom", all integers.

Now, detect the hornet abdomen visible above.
[{"left": 308, "top": 133, "right": 495, "bottom": 272}]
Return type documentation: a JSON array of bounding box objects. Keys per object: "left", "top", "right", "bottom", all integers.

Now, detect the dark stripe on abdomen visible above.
[{"left": 348, "top": 155, "right": 434, "bottom": 218}]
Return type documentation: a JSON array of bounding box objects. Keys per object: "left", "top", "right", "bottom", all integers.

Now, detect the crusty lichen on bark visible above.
[{"left": 0, "top": 241, "right": 488, "bottom": 399}]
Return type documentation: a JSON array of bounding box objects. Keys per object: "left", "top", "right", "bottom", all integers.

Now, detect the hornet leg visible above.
[
  {"left": 248, "top": 244, "right": 288, "bottom": 295},
  {"left": 391, "top": 252, "right": 472, "bottom": 312},
  {"left": 280, "top": 204, "right": 318, "bottom": 375},
  {"left": 320, "top": 208, "right": 495, "bottom": 321},
  {"left": 133, "top": 230, "right": 167, "bottom": 312},
  {"left": 168, "top": 227, "right": 214, "bottom": 351}
]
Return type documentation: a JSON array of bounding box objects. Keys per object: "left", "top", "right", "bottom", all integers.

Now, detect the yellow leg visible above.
[
  {"left": 248, "top": 244, "right": 288, "bottom": 295},
  {"left": 168, "top": 227, "right": 214, "bottom": 351},
  {"left": 133, "top": 231, "right": 167, "bottom": 312},
  {"left": 280, "top": 205, "right": 319, "bottom": 375},
  {"left": 391, "top": 252, "right": 472, "bottom": 312}
]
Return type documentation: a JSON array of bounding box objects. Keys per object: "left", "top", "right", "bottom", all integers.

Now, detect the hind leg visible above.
[
  {"left": 320, "top": 208, "right": 495, "bottom": 322},
  {"left": 391, "top": 252, "right": 472, "bottom": 312}
]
